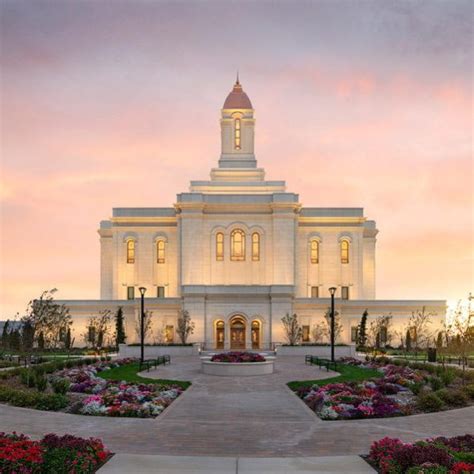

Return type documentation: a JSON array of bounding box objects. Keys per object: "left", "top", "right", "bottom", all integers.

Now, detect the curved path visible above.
[{"left": 0, "top": 356, "right": 472, "bottom": 457}]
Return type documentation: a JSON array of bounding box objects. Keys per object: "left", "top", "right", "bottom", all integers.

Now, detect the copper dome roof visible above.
[{"left": 223, "top": 79, "right": 253, "bottom": 109}]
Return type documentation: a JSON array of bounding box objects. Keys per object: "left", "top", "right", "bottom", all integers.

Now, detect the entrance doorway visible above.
[
  {"left": 230, "top": 316, "right": 246, "bottom": 350},
  {"left": 251, "top": 320, "right": 260, "bottom": 349},
  {"left": 215, "top": 320, "right": 225, "bottom": 349}
]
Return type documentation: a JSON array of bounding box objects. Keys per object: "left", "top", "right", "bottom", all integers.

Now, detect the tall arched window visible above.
[
  {"left": 231, "top": 229, "right": 245, "bottom": 261},
  {"left": 126, "top": 240, "right": 135, "bottom": 264},
  {"left": 310, "top": 240, "right": 319, "bottom": 264},
  {"left": 216, "top": 232, "right": 224, "bottom": 261},
  {"left": 341, "top": 240, "right": 349, "bottom": 264},
  {"left": 252, "top": 232, "right": 260, "bottom": 261},
  {"left": 234, "top": 118, "right": 241, "bottom": 150},
  {"left": 156, "top": 240, "right": 165, "bottom": 264}
]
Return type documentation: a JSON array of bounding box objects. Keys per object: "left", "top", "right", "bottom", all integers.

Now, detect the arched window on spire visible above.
[
  {"left": 216, "top": 233, "right": 224, "bottom": 261},
  {"left": 231, "top": 229, "right": 245, "bottom": 261},
  {"left": 156, "top": 240, "right": 165, "bottom": 264},
  {"left": 341, "top": 240, "right": 349, "bottom": 264},
  {"left": 310, "top": 240, "right": 319, "bottom": 264},
  {"left": 234, "top": 118, "right": 241, "bottom": 150}
]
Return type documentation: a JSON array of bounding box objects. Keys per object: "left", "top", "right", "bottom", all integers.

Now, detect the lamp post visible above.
[
  {"left": 329, "top": 287, "right": 337, "bottom": 362},
  {"left": 138, "top": 287, "right": 147, "bottom": 364}
]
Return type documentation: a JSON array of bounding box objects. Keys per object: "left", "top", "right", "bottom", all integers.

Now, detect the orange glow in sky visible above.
[{"left": 0, "top": 1, "right": 472, "bottom": 317}]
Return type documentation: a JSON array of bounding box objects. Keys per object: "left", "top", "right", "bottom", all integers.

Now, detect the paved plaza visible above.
[{"left": 0, "top": 356, "right": 472, "bottom": 458}]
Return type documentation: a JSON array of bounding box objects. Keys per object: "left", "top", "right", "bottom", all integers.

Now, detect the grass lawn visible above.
[
  {"left": 100, "top": 362, "right": 191, "bottom": 389},
  {"left": 287, "top": 363, "right": 381, "bottom": 391}
]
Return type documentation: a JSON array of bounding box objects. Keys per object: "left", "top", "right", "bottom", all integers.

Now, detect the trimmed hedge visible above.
[{"left": 0, "top": 385, "right": 68, "bottom": 411}]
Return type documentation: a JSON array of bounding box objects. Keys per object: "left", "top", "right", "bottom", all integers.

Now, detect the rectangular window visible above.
[
  {"left": 252, "top": 233, "right": 260, "bottom": 261},
  {"left": 126, "top": 240, "right": 135, "bottom": 264},
  {"left": 302, "top": 325, "right": 310, "bottom": 342},
  {"left": 127, "top": 286, "right": 135, "bottom": 300},
  {"left": 351, "top": 326, "right": 358, "bottom": 342},
  {"left": 310, "top": 240, "right": 319, "bottom": 264},
  {"left": 216, "top": 233, "right": 224, "bottom": 261},
  {"left": 156, "top": 241, "right": 165, "bottom": 263},
  {"left": 310, "top": 286, "right": 319, "bottom": 298},
  {"left": 341, "top": 286, "right": 349, "bottom": 300},
  {"left": 157, "top": 286, "right": 165, "bottom": 298},
  {"left": 165, "top": 325, "right": 174, "bottom": 343},
  {"left": 235, "top": 119, "right": 241, "bottom": 150}
]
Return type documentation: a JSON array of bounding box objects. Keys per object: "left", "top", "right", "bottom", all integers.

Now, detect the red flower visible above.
[{"left": 450, "top": 462, "right": 474, "bottom": 474}]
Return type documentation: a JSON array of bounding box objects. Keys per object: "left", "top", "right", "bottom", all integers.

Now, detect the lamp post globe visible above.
[
  {"left": 138, "top": 287, "right": 147, "bottom": 364},
  {"left": 329, "top": 287, "right": 337, "bottom": 362}
]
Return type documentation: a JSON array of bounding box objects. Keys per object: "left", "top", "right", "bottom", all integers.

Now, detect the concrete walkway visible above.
[
  {"left": 0, "top": 356, "right": 472, "bottom": 457},
  {"left": 98, "top": 454, "right": 376, "bottom": 473}
]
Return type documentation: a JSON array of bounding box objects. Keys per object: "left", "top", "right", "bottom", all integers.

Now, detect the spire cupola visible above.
[
  {"left": 219, "top": 76, "right": 256, "bottom": 168},
  {"left": 223, "top": 75, "right": 253, "bottom": 109}
]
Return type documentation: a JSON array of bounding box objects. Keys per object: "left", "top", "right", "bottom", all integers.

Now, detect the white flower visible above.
[{"left": 319, "top": 406, "right": 339, "bottom": 420}]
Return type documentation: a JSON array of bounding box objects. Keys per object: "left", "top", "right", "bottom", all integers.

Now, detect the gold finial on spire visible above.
[{"left": 236, "top": 70, "right": 240, "bottom": 85}]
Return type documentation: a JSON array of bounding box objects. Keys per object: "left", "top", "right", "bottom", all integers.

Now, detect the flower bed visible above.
[
  {"left": 368, "top": 434, "right": 474, "bottom": 473},
  {"left": 0, "top": 432, "right": 110, "bottom": 473},
  {"left": 0, "top": 358, "right": 187, "bottom": 418},
  {"left": 296, "top": 363, "right": 421, "bottom": 420},
  {"left": 55, "top": 359, "right": 184, "bottom": 417},
  {"left": 294, "top": 357, "right": 474, "bottom": 420},
  {"left": 210, "top": 352, "right": 266, "bottom": 363}
]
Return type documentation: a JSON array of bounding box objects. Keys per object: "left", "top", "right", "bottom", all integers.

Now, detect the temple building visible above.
[{"left": 62, "top": 79, "right": 446, "bottom": 349}]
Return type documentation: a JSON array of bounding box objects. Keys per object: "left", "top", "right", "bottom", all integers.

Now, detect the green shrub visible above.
[
  {"left": 440, "top": 368, "right": 457, "bottom": 387},
  {"left": 462, "top": 383, "right": 474, "bottom": 399},
  {"left": 411, "top": 381, "right": 426, "bottom": 395},
  {"left": 417, "top": 392, "right": 444, "bottom": 412},
  {"left": 34, "top": 393, "right": 67, "bottom": 411},
  {"left": 0, "top": 385, "right": 67, "bottom": 410},
  {"left": 429, "top": 376, "right": 443, "bottom": 391},
  {"left": 51, "top": 377, "right": 70, "bottom": 395},
  {"left": 20, "top": 369, "right": 36, "bottom": 388},
  {"left": 33, "top": 366, "right": 45, "bottom": 377},
  {"left": 35, "top": 374, "right": 48, "bottom": 392},
  {"left": 435, "top": 388, "right": 469, "bottom": 407},
  {"left": 452, "top": 451, "right": 474, "bottom": 463}
]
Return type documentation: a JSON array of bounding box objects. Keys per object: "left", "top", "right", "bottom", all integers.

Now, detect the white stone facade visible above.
[{"left": 60, "top": 80, "right": 446, "bottom": 349}]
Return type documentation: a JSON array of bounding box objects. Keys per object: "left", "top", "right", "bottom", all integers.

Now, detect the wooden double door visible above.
[{"left": 230, "top": 318, "right": 246, "bottom": 349}]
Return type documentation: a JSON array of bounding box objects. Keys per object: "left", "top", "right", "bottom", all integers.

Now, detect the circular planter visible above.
[{"left": 201, "top": 359, "right": 274, "bottom": 376}]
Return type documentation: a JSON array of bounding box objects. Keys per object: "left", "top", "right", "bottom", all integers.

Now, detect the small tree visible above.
[
  {"left": 436, "top": 331, "right": 443, "bottom": 350},
  {"left": 368, "top": 314, "right": 392, "bottom": 355},
  {"left": 405, "top": 329, "right": 412, "bottom": 352},
  {"left": 322, "top": 308, "right": 343, "bottom": 343},
  {"left": 357, "top": 309, "right": 368, "bottom": 348},
  {"left": 135, "top": 310, "right": 153, "bottom": 343},
  {"left": 311, "top": 323, "right": 325, "bottom": 343},
  {"left": 114, "top": 307, "right": 127, "bottom": 348},
  {"left": 408, "top": 306, "right": 434, "bottom": 356},
  {"left": 84, "top": 310, "right": 112, "bottom": 350},
  {"left": 22, "top": 289, "right": 72, "bottom": 349},
  {"left": 21, "top": 319, "right": 35, "bottom": 352},
  {"left": 9, "top": 329, "right": 21, "bottom": 351},
  {"left": 445, "top": 299, "right": 474, "bottom": 384},
  {"left": 37, "top": 331, "right": 45, "bottom": 350},
  {"left": 1, "top": 320, "right": 10, "bottom": 349},
  {"left": 65, "top": 327, "right": 72, "bottom": 350},
  {"left": 176, "top": 310, "right": 195, "bottom": 344},
  {"left": 281, "top": 313, "right": 302, "bottom": 346}
]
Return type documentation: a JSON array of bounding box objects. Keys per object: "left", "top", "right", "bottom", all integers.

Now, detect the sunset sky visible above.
[{"left": 1, "top": 0, "right": 472, "bottom": 317}]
